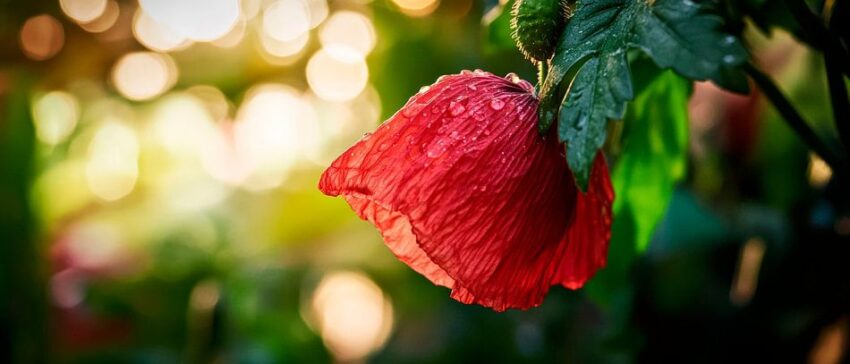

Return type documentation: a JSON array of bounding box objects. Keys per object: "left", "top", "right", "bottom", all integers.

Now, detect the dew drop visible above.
[
  {"left": 490, "top": 99, "right": 505, "bottom": 110},
  {"left": 402, "top": 103, "right": 426, "bottom": 117},
  {"left": 479, "top": 186, "right": 487, "bottom": 192},
  {"left": 378, "top": 142, "right": 389, "bottom": 151},
  {"left": 426, "top": 139, "right": 448, "bottom": 158},
  {"left": 467, "top": 84, "right": 478, "bottom": 91},
  {"left": 473, "top": 111, "right": 487, "bottom": 121},
  {"left": 504, "top": 73, "right": 520, "bottom": 83},
  {"left": 722, "top": 54, "right": 736, "bottom": 64},
  {"left": 431, "top": 103, "right": 446, "bottom": 114},
  {"left": 419, "top": 85, "right": 431, "bottom": 93},
  {"left": 460, "top": 70, "right": 473, "bottom": 75},
  {"left": 449, "top": 101, "right": 466, "bottom": 116},
  {"left": 723, "top": 35, "right": 736, "bottom": 45},
  {"left": 449, "top": 130, "right": 460, "bottom": 139}
]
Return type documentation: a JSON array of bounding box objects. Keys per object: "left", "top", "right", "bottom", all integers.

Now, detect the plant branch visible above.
[
  {"left": 781, "top": 0, "right": 850, "bottom": 75},
  {"left": 743, "top": 63, "right": 843, "bottom": 170},
  {"left": 825, "top": 53, "right": 850, "bottom": 153}
]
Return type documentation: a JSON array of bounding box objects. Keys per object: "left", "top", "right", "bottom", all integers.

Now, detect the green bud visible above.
[{"left": 510, "top": 0, "right": 573, "bottom": 62}]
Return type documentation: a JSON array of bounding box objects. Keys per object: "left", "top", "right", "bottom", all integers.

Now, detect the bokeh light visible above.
[
  {"left": 305, "top": 0, "right": 330, "bottom": 28},
  {"left": 262, "top": 0, "right": 310, "bottom": 42},
  {"left": 19, "top": 14, "right": 65, "bottom": 61},
  {"left": 259, "top": 29, "right": 309, "bottom": 61},
  {"left": 31, "top": 91, "right": 79, "bottom": 146},
  {"left": 392, "top": 0, "right": 440, "bottom": 17},
  {"left": 59, "top": 0, "right": 107, "bottom": 23},
  {"left": 308, "top": 271, "right": 393, "bottom": 362},
  {"left": 319, "top": 11, "right": 376, "bottom": 56},
  {"left": 138, "top": 0, "right": 240, "bottom": 41},
  {"left": 133, "top": 9, "right": 191, "bottom": 52},
  {"left": 111, "top": 51, "right": 177, "bottom": 101},
  {"left": 210, "top": 19, "right": 246, "bottom": 47},
  {"left": 78, "top": 0, "right": 120, "bottom": 33},
  {"left": 231, "top": 84, "right": 320, "bottom": 190},
  {"left": 808, "top": 153, "right": 832, "bottom": 187},
  {"left": 85, "top": 122, "right": 139, "bottom": 201},
  {"left": 306, "top": 46, "right": 369, "bottom": 102}
]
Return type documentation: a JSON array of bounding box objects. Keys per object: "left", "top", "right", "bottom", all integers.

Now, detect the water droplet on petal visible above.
[
  {"left": 479, "top": 186, "right": 487, "bottom": 192},
  {"left": 722, "top": 54, "right": 736, "bottom": 64},
  {"left": 460, "top": 70, "right": 473, "bottom": 75},
  {"left": 449, "top": 130, "right": 460, "bottom": 139},
  {"left": 467, "top": 84, "right": 477, "bottom": 91},
  {"left": 490, "top": 99, "right": 505, "bottom": 110},
  {"left": 504, "top": 73, "right": 520, "bottom": 83},
  {"left": 473, "top": 111, "right": 486, "bottom": 121},
  {"left": 449, "top": 101, "right": 466, "bottom": 116},
  {"left": 723, "top": 35, "right": 736, "bottom": 45},
  {"left": 378, "top": 142, "right": 389, "bottom": 151},
  {"left": 431, "top": 103, "right": 446, "bottom": 114},
  {"left": 419, "top": 85, "right": 431, "bottom": 93},
  {"left": 402, "top": 102, "right": 426, "bottom": 117},
  {"left": 426, "top": 139, "right": 448, "bottom": 158}
]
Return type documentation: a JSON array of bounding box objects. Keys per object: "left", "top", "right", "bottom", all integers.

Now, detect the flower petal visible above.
[
  {"left": 551, "top": 153, "right": 614, "bottom": 289},
  {"left": 320, "top": 71, "right": 610, "bottom": 310}
]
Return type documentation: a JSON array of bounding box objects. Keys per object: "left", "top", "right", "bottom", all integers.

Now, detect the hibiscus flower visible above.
[{"left": 319, "top": 70, "right": 613, "bottom": 311}]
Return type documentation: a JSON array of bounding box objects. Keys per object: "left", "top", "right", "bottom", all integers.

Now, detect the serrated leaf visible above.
[
  {"left": 632, "top": 0, "right": 749, "bottom": 92},
  {"left": 560, "top": 54, "right": 633, "bottom": 189},
  {"left": 539, "top": 0, "right": 746, "bottom": 189},
  {"left": 543, "top": 0, "right": 638, "bottom": 189}
]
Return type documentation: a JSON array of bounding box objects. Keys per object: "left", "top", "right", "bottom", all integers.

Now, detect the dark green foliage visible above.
[{"left": 537, "top": 0, "right": 747, "bottom": 189}]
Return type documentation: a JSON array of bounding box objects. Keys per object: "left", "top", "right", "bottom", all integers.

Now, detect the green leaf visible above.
[
  {"left": 585, "top": 63, "right": 689, "bottom": 309},
  {"left": 539, "top": 0, "right": 746, "bottom": 189},
  {"left": 542, "top": 0, "right": 638, "bottom": 189},
  {"left": 613, "top": 65, "right": 690, "bottom": 253},
  {"left": 632, "top": 0, "right": 749, "bottom": 92}
]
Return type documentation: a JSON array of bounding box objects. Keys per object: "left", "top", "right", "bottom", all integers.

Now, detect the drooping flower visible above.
[{"left": 319, "top": 70, "right": 613, "bottom": 311}]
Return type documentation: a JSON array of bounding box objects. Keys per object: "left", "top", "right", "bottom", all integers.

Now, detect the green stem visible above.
[{"left": 743, "top": 63, "right": 843, "bottom": 170}]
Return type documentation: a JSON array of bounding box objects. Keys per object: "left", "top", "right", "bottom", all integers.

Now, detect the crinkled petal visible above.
[
  {"left": 320, "top": 71, "right": 612, "bottom": 311},
  {"left": 551, "top": 153, "right": 614, "bottom": 289}
]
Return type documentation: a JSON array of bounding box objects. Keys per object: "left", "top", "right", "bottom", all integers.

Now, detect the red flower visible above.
[{"left": 319, "top": 70, "right": 613, "bottom": 311}]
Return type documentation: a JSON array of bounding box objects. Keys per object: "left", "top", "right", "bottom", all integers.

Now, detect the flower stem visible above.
[{"left": 743, "top": 62, "right": 843, "bottom": 170}]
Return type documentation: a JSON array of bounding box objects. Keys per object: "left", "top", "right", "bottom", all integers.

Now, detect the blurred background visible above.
[{"left": 0, "top": 0, "right": 847, "bottom": 363}]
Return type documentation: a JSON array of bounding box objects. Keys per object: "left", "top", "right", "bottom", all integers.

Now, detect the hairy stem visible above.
[
  {"left": 743, "top": 63, "right": 843, "bottom": 170},
  {"left": 537, "top": 60, "right": 549, "bottom": 87}
]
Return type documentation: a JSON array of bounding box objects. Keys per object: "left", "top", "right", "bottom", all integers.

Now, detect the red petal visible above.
[
  {"left": 319, "top": 71, "right": 612, "bottom": 311},
  {"left": 551, "top": 153, "right": 614, "bottom": 289}
]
